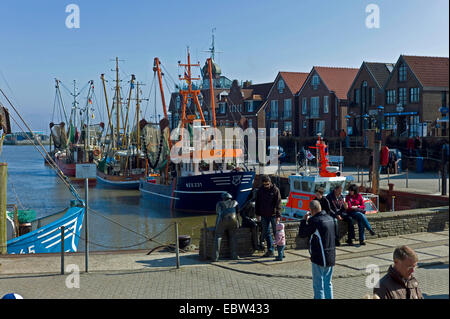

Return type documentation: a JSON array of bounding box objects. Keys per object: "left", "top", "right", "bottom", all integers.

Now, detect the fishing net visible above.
[
  {"left": 141, "top": 118, "right": 171, "bottom": 170},
  {"left": 49, "top": 122, "right": 68, "bottom": 150}
]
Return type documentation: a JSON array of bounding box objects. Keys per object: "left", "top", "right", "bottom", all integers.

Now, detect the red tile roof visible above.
[
  {"left": 402, "top": 55, "right": 449, "bottom": 88},
  {"left": 279, "top": 72, "right": 309, "bottom": 94},
  {"left": 314, "top": 67, "right": 359, "bottom": 100}
]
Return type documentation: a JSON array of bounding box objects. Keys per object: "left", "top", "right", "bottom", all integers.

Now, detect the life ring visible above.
[{"left": 93, "top": 149, "right": 100, "bottom": 157}]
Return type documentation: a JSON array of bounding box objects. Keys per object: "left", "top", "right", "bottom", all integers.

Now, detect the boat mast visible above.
[
  {"left": 207, "top": 58, "right": 216, "bottom": 128},
  {"left": 100, "top": 74, "right": 114, "bottom": 149},
  {"left": 153, "top": 58, "right": 172, "bottom": 148},
  {"left": 122, "top": 74, "right": 135, "bottom": 147},
  {"left": 115, "top": 57, "right": 121, "bottom": 149},
  {"left": 178, "top": 48, "right": 206, "bottom": 132}
]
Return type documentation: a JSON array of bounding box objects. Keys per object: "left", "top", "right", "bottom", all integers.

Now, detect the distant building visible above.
[
  {"left": 382, "top": 55, "right": 449, "bottom": 137},
  {"left": 347, "top": 62, "right": 394, "bottom": 135},
  {"left": 297, "top": 66, "right": 359, "bottom": 137},
  {"left": 262, "top": 72, "right": 309, "bottom": 137}
]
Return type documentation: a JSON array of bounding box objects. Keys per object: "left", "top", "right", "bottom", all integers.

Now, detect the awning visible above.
[{"left": 384, "top": 112, "right": 418, "bottom": 116}]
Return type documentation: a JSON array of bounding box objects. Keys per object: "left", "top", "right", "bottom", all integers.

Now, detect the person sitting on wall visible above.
[
  {"left": 326, "top": 185, "right": 355, "bottom": 246},
  {"left": 313, "top": 187, "right": 339, "bottom": 246}
]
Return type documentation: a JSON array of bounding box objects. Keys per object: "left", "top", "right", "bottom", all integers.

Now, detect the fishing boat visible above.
[
  {"left": 281, "top": 134, "right": 378, "bottom": 222},
  {"left": 49, "top": 79, "right": 103, "bottom": 186},
  {"left": 0, "top": 96, "right": 86, "bottom": 254},
  {"left": 95, "top": 59, "right": 146, "bottom": 189},
  {"left": 139, "top": 53, "right": 255, "bottom": 214},
  {"left": 6, "top": 203, "right": 85, "bottom": 254}
]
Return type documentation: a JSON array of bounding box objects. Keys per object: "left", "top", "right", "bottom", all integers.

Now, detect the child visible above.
[{"left": 274, "top": 223, "right": 286, "bottom": 261}]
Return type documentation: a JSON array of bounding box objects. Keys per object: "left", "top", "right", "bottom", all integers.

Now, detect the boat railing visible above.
[{"left": 360, "top": 192, "right": 380, "bottom": 211}]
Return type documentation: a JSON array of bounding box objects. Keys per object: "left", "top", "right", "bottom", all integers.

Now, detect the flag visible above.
[{"left": 306, "top": 150, "right": 315, "bottom": 161}]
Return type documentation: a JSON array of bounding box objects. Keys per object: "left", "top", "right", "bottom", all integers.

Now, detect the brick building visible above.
[
  {"left": 347, "top": 62, "right": 394, "bottom": 135},
  {"left": 297, "top": 66, "right": 359, "bottom": 137},
  {"left": 382, "top": 55, "right": 449, "bottom": 137},
  {"left": 261, "top": 72, "right": 309, "bottom": 136}
]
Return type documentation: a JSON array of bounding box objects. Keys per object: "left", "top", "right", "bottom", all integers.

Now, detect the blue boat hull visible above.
[
  {"left": 140, "top": 171, "right": 255, "bottom": 214},
  {"left": 6, "top": 206, "right": 85, "bottom": 254}
]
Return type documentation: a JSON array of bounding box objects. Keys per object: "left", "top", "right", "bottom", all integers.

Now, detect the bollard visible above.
[
  {"left": 203, "top": 217, "right": 207, "bottom": 260},
  {"left": 175, "top": 222, "right": 180, "bottom": 269},
  {"left": 438, "top": 170, "right": 441, "bottom": 193},
  {"left": 406, "top": 168, "right": 409, "bottom": 188},
  {"left": 391, "top": 196, "right": 395, "bottom": 212},
  {"left": 61, "top": 226, "right": 65, "bottom": 275}
]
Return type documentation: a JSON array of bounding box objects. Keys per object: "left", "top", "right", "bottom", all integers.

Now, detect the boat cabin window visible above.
[
  {"left": 329, "top": 181, "right": 346, "bottom": 193},
  {"left": 293, "top": 180, "right": 301, "bottom": 191},
  {"left": 301, "top": 181, "right": 313, "bottom": 193},
  {"left": 314, "top": 182, "right": 327, "bottom": 193}
]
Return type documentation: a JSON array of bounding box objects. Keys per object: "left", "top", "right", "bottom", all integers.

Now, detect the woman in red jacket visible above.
[{"left": 345, "top": 184, "right": 376, "bottom": 245}]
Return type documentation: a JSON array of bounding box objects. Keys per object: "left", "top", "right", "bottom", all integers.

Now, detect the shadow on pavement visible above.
[{"left": 423, "top": 293, "right": 449, "bottom": 299}]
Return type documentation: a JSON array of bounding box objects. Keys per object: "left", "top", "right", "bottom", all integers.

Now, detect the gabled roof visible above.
[
  {"left": 313, "top": 67, "right": 359, "bottom": 100},
  {"left": 278, "top": 72, "right": 309, "bottom": 95},
  {"left": 401, "top": 55, "right": 449, "bottom": 88},
  {"left": 365, "top": 62, "right": 395, "bottom": 88},
  {"left": 246, "top": 82, "right": 273, "bottom": 100}
]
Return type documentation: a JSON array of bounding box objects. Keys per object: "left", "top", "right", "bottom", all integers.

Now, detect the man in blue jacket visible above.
[{"left": 298, "top": 200, "right": 336, "bottom": 299}]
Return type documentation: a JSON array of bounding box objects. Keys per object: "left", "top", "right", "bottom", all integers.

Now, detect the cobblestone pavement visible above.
[
  {"left": 0, "top": 231, "right": 448, "bottom": 299},
  {"left": 0, "top": 262, "right": 447, "bottom": 299}
]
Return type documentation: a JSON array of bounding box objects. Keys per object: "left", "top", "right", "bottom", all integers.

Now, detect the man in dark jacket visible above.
[
  {"left": 255, "top": 175, "right": 282, "bottom": 257},
  {"left": 326, "top": 185, "right": 355, "bottom": 246},
  {"left": 298, "top": 200, "right": 336, "bottom": 299},
  {"left": 374, "top": 246, "right": 423, "bottom": 299}
]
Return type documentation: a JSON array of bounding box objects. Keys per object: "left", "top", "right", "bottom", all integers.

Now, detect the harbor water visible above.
[{"left": 0, "top": 145, "right": 217, "bottom": 252}]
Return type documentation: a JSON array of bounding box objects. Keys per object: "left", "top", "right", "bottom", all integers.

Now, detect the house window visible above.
[
  {"left": 323, "top": 96, "right": 329, "bottom": 113},
  {"left": 303, "top": 120, "right": 307, "bottom": 129},
  {"left": 385, "top": 116, "right": 396, "bottom": 130},
  {"left": 386, "top": 89, "right": 396, "bottom": 105},
  {"left": 399, "top": 88, "right": 407, "bottom": 105},
  {"left": 370, "top": 88, "right": 376, "bottom": 105},
  {"left": 284, "top": 99, "right": 292, "bottom": 118},
  {"left": 270, "top": 100, "right": 278, "bottom": 119},
  {"left": 248, "top": 119, "right": 253, "bottom": 129},
  {"left": 312, "top": 75, "right": 320, "bottom": 87},
  {"left": 311, "top": 97, "right": 320, "bottom": 118},
  {"left": 219, "top": 102, "right": 227, "bottom": 114},
  {"left": 354, "top": 89, "right": 360, "bottom": 105},
  {"left": 245, "top": 100, "right": 254, "bottom": 112},
  {"left": 316, "top": 120, "right": 325, "bottom": 135},
  {"left": 278, "top": 79, "right": 285, "bottom": 93},
  {"left": 410, "top": 88, "right": 420, "bottom": 103},
  {"left": 399, "top": 63, "right": 407, "bottom": 82},
  {"left": 284, "top": 121, "right": 292, "bottom": 134},
  {"left": 302, "top": 97, "right": 307, "bottom": 115}
]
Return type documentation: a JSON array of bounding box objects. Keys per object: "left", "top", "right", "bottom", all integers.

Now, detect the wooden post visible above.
[
  {"left": 0, "top": 163, "right": 7, "bottom": 254},
  {"left": 175, "top": 222, "right": 180, "bottom": 269},
  {"left": 372, "top": 141, "right": 381, "bottom": 195}
]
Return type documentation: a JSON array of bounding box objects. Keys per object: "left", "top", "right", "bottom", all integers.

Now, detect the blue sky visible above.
[{"left": 0, "top": 0, "right": 448, "bottom": 132}]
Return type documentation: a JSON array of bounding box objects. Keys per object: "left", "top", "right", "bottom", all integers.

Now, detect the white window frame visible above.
[
  {"left": 311, "top": 97, "right": 320, "bottom": 118},
  {"left": 302, "top": 97, "right": 307, "bottom": 115},
  {"left": 278, "top": 79, "right": 285, "bottom": 93},
  {"left": 284, "top": 99, "right": 292, "bottom": 118},
  {"left": 270, "top": 100, "right": 278, "bottom": 118},
  {"left": 323, "top": 96, "right": 329, "bottom": 113}
]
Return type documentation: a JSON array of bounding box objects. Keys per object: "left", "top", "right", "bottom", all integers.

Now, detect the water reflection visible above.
[{"left": 0, "top": 145, "right": 216, "bottom": 252}]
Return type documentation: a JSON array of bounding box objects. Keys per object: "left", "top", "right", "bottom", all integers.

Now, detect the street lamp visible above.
[
  {"left": 345, "top": 115, "right": 351, "bottom": 147},
  {"left": 363, "top": 113, "right": 369, "bottom": 148},
  {"left": 376, "top": 105, "right": 384, "bottom": 141}
]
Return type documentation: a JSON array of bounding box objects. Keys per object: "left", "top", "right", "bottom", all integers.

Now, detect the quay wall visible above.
[{"left": 199, "top": 206, "right": 449, "bottom": 260}]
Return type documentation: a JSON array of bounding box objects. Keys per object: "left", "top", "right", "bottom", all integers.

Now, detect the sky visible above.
[{"left": 0, "top": 0, "right": 448, "bottom": 133}]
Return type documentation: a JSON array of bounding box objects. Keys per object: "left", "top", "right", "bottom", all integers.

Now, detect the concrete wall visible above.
[{"left": 199, "top": 206, "right": 448, "bottom": 259}]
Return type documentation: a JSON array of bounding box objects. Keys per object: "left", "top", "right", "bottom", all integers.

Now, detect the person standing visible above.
[
  {"left": 298, "top": 200, "right": 336, "bottom": 299},
  {"left": 213, "top": 192, "right": 240, "bottom": 262},
  {"left": 374, "top": 246, "right": 423, "bottom": 299},
  {"left": 255, "top": 175, "right": 282, "bottom": 257},
  {"left": 345, "top": 184, "right": 376, "bottom": 245},
  {"left": 326, "top": 185, "right": 355, "bottom": 246},
  {"left": 274, "top": 223, "right": 286, "bottom": 261}
]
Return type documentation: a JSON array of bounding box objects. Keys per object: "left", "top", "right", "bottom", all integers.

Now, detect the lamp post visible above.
[
  {"left": 372, "top": 106, "right": 384, "bottom": 195},
  {"left": 363, "top": 113, "right": 369, "bottom": 148},
  {"left": 345, "top": 115, "right": 351, "bottom": 147}
]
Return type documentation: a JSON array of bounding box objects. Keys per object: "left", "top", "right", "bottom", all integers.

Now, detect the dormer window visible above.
[
  {"left": 278, "top": 79, "right": 285, "bottom": 93},
  {"left": 399, "top": 63, "right": 407, "bottom": 82},
  {"left": 312, "top": 75, "right": 320, "bottom": 89}
]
